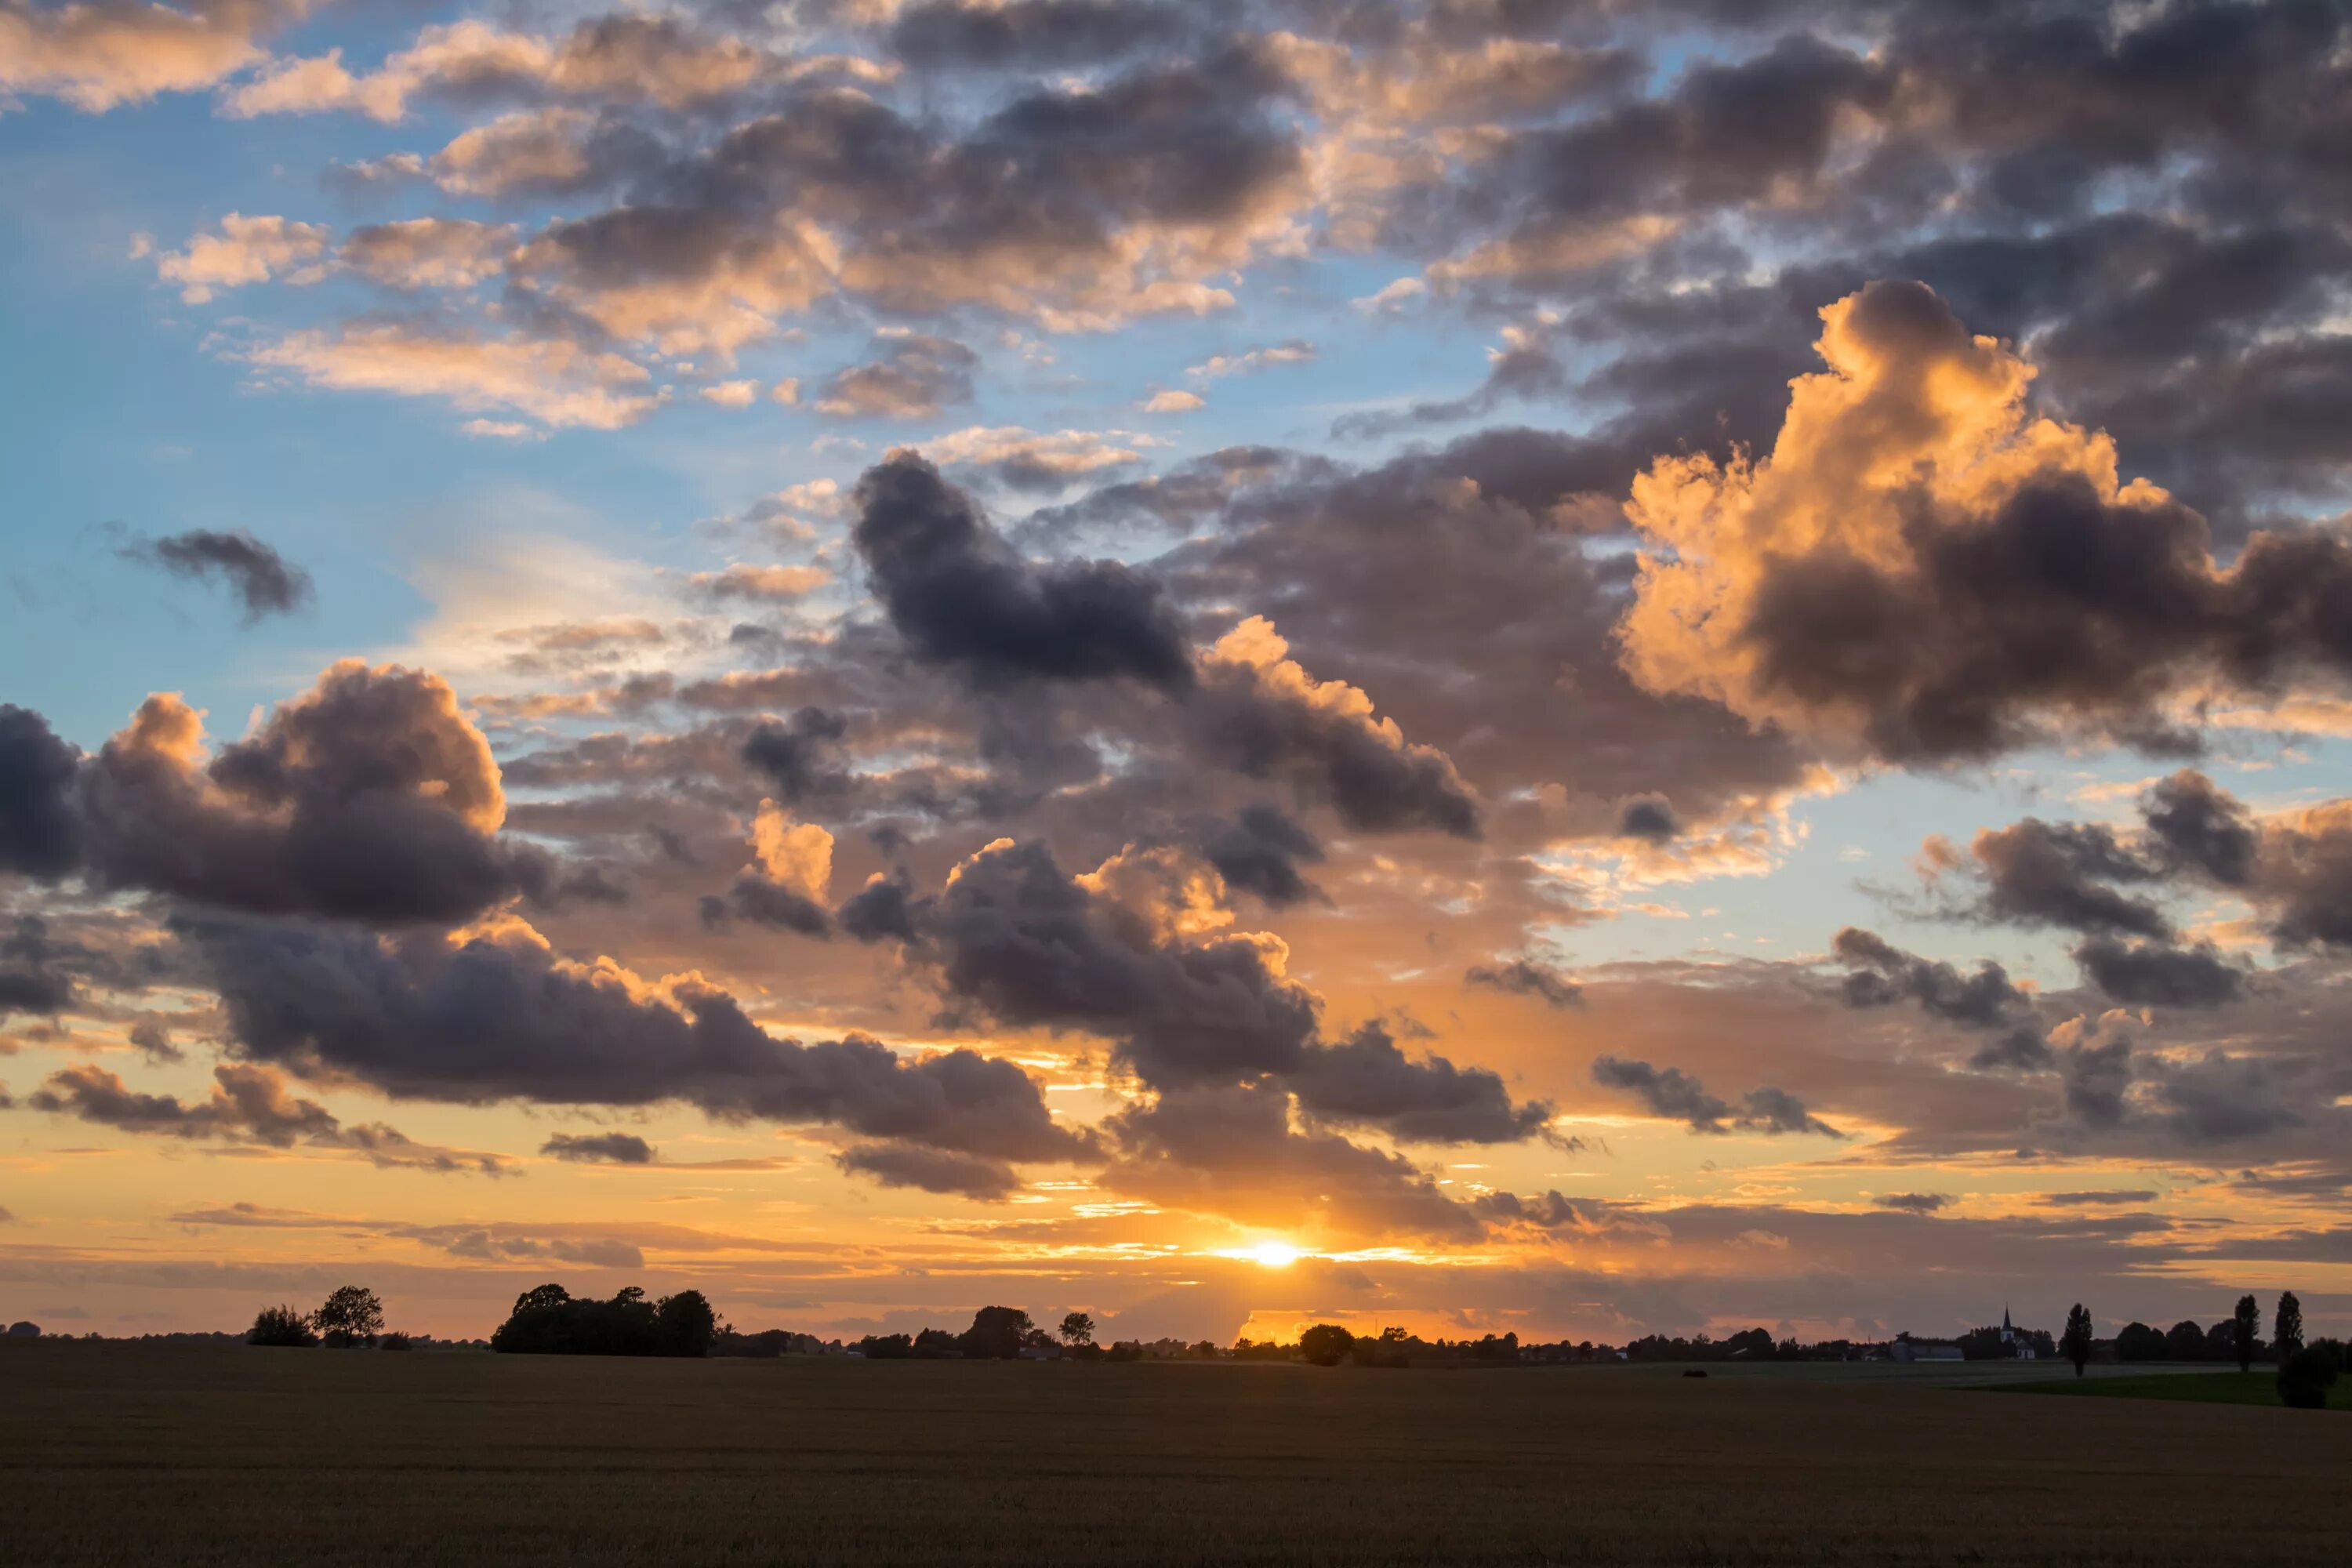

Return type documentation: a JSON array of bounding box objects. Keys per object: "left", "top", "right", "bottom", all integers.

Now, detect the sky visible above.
[{"left": 4, "top": 0, "right": 2351, "bottom": 1348}]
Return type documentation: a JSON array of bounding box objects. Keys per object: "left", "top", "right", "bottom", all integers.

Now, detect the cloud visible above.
[
  {"left": 186, "top": 913, "right": 1090, "bottom": 1167},
  {"left": 1197, "top": 805, "right": 1323, "bottom": 909},
  {"left": 925, "top": 426, "right": 1158, "bottom": 490},
  {"left": 1188, "top": 340, "right": 1315, "bottom": 379},
  {"left": 850, "top": 451, "right": 1195, "bottom": 691},
  {"left": 1831, "top": 927, "right": 2029, "bottom": 1029},
  {"left": 1290, "top": 1022, "right": 1555, "bottom": 1145},
  {"left": 240, "top": 320, "right": 662, "bottom": 431},
  {"left": 541, "top": 1131, "right": 655, "bottom": 1164},
  {"left": 339, "top": 218, "right": 515, "bottom": 290},
  {"left": 688, "top": 564, "right": 832, "bottom": 603},
  {"left": 1620, "top": 281, "right": 2352, "bottom": 764},
  {"left": 155, "top": 213, "right": 329, "bottom": 303},
  {"left": 1464, "top": 958, "right": 1582, "bottom": 1011},
  {"left": 1, "top": 706, "right": 87, "bottom": 880},
  {"left": 1872, "top": 1192, "right": 1954, "bottom": 1214},
  {"left": 60, "top": 662, "right": 554, "bottom": 925},
  {"left": 29, "top": 1062, "right": 512, "bottom": 1174},
  {"left": 1589, "top": 1057, "right": 1840, "bottom": 1138},
  {"left": 0, "top": 0, "right": 289, "bottom": 111},
  {"left": 1192, "top": 616, "right": 1479, "bottom": 837},
  {"left": 815, "top": 335, "right": 979, "bottom": 420},
  {"left": 1140, "top": 390, "right": 1203, "bottom": 413},
  {"left": 119, "top": 528, "right": 314, "bottom": 621},
  {"left": 836, "top": 1141, "right": 1020, "bottom": 1201}
]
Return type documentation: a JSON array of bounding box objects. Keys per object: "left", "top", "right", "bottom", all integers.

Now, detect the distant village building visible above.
[
  {"left": 1017, "top": 1343, "right": 1062, "bottom": 1361},
  {"left": 1889, "top": 1337, "right": 1964, "bottom": 1363},
  {"left": 2000, "top": 1308, "right": 2038, "bottom": 1359},
  {"left": 7, "top": 1321, "right": 38, "bottom": 1338}
]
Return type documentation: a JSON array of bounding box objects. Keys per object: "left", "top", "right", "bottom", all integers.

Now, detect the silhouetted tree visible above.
[
  {"left": 856, "top": 1334, "right": 913, "bottom": 1359},
  {"left": 2165, "top": 1320, "right": 2206, "bottom": 1360},
  {"left": 1300, "top": 1323, "right": 1356, "bottom": 1367},
  {"left": 2114, "top": 1322, "right": 2166, "bottom": 1362},
  {"left": 655, "top": 1290, "right": 715, "bottom": 1357},
  {"left": 2234, "top": 1294, "right": 2261, "bottom": 1372},
  {"left": 492, "top": 1283, "right": 715, "bottom": 1356},
  {"left": 2061, "top": 1304, "right": 2094, "bottom": 1377},
  {"left": 2274, "top": 1291, "right": 2303, "bottom": 1359},
  {"left": 2277, "top": 1345, "right": 2338, "bottom": 1410},
  {"left": 249, "top": 1305, "right": 317, "bottom": 1347},
  {"left": 1058, "top": 1312, "right": 1096, "bottom": 1347},
  {"left": 960, "top": 1306, "right": 1035, "bottom": 1359},
  {"left": 512, "top": 1283, "right": 571, "bottom": 1316},
  {"left": 313, "top": 1286, "right": 384, "bottom": 1348},
  {"left": 912, "top": 1327, "right": 960, "bottom": 1359}
]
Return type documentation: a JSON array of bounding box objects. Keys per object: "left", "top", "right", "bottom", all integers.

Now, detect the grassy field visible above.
[
  {"left": 1991, "top": 1368, "right": 2352, "bottom": 1412},
  {"left": 4, "top": 1344, "right": 2349, "bottom": 1566}
]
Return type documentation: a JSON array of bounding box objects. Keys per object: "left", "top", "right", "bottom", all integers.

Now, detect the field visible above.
[
  {"left": 1991, "top": 1368, "right": 2352, "bottom": 1412},
  {"left": 4, "top": 1344, "right": 2348, "bottom": 1566}
]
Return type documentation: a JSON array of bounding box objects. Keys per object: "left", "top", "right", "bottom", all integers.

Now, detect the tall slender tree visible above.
[
  {"left": 2233, "top": 1294, "right": 2261, "bottom": 1372},
  {"left": 2061, "top": 1304, "right": 2094, "bottom": 1377},
  {"left": 2274, "top": 1291, "right": 2303, "bottom": 1359}
]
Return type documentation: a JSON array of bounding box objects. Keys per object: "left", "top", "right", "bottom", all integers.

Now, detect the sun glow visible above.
[{"left": 1245, "top": 1240, "right": 1301, "bottom": 1268}]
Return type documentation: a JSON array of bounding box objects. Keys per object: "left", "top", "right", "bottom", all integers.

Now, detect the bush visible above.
[
  {"left": 379, "top": 1331, "right": 412, "bottom": 1352},
  {"left": 249, "top": 1305, "right": 318, "bottom": 1347},
  {"left": 1300, "top": 1324, "right": 1356, "bottom": 1367},
  {"left": 2277, "top": 1345, "right": 2339, "bottom": 1410}
]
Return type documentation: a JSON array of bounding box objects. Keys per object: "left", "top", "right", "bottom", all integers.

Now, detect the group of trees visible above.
[
  {"left": 2059, "top": 1294, "right": 2341, "bottom": 1409},
  {"left": 851, "top": 1308, "right": 1106, "bottom": 1360},
  {"left": 489, "top": 1284, "right": 715, "bottom": 1358},
  {"left": 249, "top": 1287, "right": 397, "bottom": 1349}
]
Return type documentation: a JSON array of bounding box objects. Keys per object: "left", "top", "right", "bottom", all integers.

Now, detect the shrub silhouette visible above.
[
  {"left": 314, "top": 1286, "right": 384, "bottom": 1348},
  {"left": 2277, "top": 1345, "right": 2338, "bottom": 1410},
  {"left": 249, "top": 1305, "right": 318, "bottom": 1347}
]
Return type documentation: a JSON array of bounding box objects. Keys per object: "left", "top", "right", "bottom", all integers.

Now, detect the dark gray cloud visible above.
[
  {"left": 836, "top": 1141, "right": 1021, "bottom": 1200},
  {"left": 1589, "top": 1055, "right": 1840, "bottom": 1138},
  {"left": 0, "top": 706, "right": 83, "bottom": 880},
  {"left": 1197, "top": 804, "right": 1324, "bottom": 907},
  {"left": 1968, "top": 819, "right": 2171, "bottom": 938},
  {"left": 741, "top": 708, "right": 850, "bottom": 802},
  {"left": 701, "top": 874, "right": 833, "bottom": 936},
  {"left": 1289, "top": 1022, "right": 1554, "bottom": 1145},
  {"left": 185, "top": 914, "right": 1091, "bottom": 1166},
  {"left": 1464, "top": 957, "right": 1582, "bottom": 1011},
  {"left": 851, "top": 452, "right": 1196, "bottom": 692},
  {"left": 121, "top": 529, "right": 313, "bottom": 622},
  {"left": 28, "top": 1062, "right": 512, "bottom": 1174},
  {"left": 1872, "top": 1192, "right": 1954, "bottom": 1214},
  {"left": 1831, "top": 927, "right": 2029, "bottom": 1029},
  {"left": 2073, "top": 936, "right": 2246, "bottom": 1009},
  {"left": 541, "top": 1131, "right": 655, "bottom": 1163},
  {"left": 890, "top": 0, "right": 1196, "bottom": 72},
  {"left": 22, "top": 664, "right": 568, "bottom": 926}
]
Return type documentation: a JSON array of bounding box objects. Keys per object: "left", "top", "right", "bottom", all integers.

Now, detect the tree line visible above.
[{"left": 2057, "top": 1293, "right": 2343, "bottom": 1408}]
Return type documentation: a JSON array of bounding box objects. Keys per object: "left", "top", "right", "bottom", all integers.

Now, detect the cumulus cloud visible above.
[
  {"left": 1, "top": 0, "right": 290, "bottom": 111},
  {"left": 850, "top": 451, "right": 1195, "bottom": 691},
  {"left": 1621, "top": 281, "right": 2352, "bottom": 764},
  {"left": 339, "top": 218, "right": 515, "bottom": 290},
  {"left": 187, "top": 911, "right": 1092, "bottom": 1168},
  {"left": 156, "top": 213, "right": 329, "bottom": 303},
  {"left": 119, "top": 528, "right": 313, "bottom": 621}
]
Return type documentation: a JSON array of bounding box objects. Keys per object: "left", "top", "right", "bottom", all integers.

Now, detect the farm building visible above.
[{"left": 1889, "top": 1338, "right": 1963, "bottom": 1363}]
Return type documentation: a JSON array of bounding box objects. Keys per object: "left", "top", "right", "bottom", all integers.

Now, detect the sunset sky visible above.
[{"left": 5, "top": 0, "right": 2350, "bottom": 1346}]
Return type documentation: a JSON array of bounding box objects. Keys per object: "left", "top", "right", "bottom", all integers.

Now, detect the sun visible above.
[{"left": 1245, "top": 1240, "right": 1301, "bottom": 1268}]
